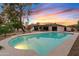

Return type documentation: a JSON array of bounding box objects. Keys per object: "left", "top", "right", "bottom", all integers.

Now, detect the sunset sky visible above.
[
  {"left": 23, "top": 3, "right": 79, "bottom": 26},
  {"left": 0, "top": 3, "right": 78, "bottom": 26}
]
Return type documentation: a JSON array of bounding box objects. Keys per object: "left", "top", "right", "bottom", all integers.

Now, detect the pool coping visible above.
[{"left": 0, "top": 31, "right": 78, "bottom": 56}]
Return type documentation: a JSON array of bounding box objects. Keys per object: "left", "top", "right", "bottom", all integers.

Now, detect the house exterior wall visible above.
[
  {"left": 57, "top": 26, "right": 64, "bottom": 32},
  {"left": 66, "top": 27, "right": 71, "bottom": 31},
  {"left": 33, "top": 25, "right": 65, "bottom": 32},
  {"left": 49, "top": 26, "right": 52, "bottom": 31}
]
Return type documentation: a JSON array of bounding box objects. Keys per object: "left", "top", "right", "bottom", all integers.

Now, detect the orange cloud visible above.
[{"left": 32, "top": 17, "right": 78, "bottom": 26}]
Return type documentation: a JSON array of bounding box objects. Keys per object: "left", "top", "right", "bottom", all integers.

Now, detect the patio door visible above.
[{"left": 52, "top": 26, "right": 57, "bottom": 31}]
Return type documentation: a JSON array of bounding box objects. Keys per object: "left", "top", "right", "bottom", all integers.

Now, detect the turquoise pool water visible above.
[{"left": 8, "top": 32, "right": 72, "bottom": 55}]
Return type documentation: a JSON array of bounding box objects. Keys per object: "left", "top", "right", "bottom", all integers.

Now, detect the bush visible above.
[
  {"left": 0, "top": 25, "right": 10, "bottom": 36},
  {"left": 0, "top": 46, "right": 4, "bottom": 50}
]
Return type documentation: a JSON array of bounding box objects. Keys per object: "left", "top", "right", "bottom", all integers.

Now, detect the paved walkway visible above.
[{"left": 68, "top": 36, "right": 79, "bottom": 56}]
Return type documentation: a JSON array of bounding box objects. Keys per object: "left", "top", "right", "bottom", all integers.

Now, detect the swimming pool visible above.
[{"left": 8, "top": 32, "right": 72, "bottom": 55}]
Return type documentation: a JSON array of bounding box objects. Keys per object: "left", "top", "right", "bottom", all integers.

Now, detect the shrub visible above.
[
  {"left": 0, "top": 25, "right": 10, "bottom": 36},
  {"left": 0, "top": 46, "right": 4, "bottom": 50}
]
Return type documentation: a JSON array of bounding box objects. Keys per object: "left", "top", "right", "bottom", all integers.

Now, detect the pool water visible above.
[{"left": 8, "top": 32, "right": 72, "bottom": 55}]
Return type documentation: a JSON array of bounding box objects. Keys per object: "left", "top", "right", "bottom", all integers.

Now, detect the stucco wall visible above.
[
  {"left": 49, "top": 26, "right": 52, "bottom": 31},
  {"left": 66, "top": 27, "right": 71, "bottom": 31},
  {"left": 57, "top": 26, "right": 64, "bottom": 32}
]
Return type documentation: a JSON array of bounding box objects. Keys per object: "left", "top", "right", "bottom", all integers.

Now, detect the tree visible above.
[
  {"left": 76, "top": 21, "right": 79, "bottom": 31},
  {"left": 2, "top": 4, "right": 16, "bottom": 32},
  {"left": 0, "top": 14, "right": 3, "bottom": 25},
  {"left": 14, "top": 3, "right": 32, "bottom": 32},
  {"left": 0, "top": 3, "right": 37, "bottom": 34},
  {"left": 2, "top": 4, "right": 24, "bottom": 32}
]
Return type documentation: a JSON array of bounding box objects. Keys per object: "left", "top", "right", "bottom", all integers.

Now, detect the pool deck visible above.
[
  {"left": 68, "top": 36, "right": 79, "bottom": 56},
  {"left": 0, "top": 31, "right": 78, "bottom": 56}
]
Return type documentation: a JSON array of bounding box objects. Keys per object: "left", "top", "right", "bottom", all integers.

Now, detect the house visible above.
[
  {"left": 66, "top": 25, "right": 77, "bottom": 32},
  {"left": 32, "top": 23, "right": 66, "bottom": 32}
]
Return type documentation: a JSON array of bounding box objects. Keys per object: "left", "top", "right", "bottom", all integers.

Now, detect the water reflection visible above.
[{"left": 15, "top": 43, "right": 30, "bottom": 49}]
